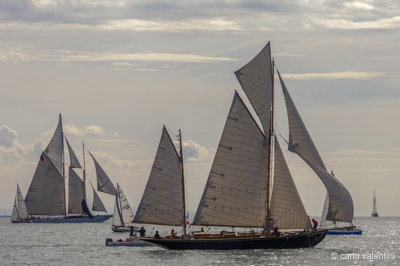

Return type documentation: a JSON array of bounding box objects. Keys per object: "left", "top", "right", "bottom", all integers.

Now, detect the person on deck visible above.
[
  {"left": 312, "top": 219, "right": 319, "bottom": 230},
  {"left": 139, "top": 226, "right": 146, "bottom": 237},
  {"left": 170, "top": 229, "right": 177, "bottom": 237},
  {"left": 154, "top": 231, "right": 161, "bottom": 239},
  {"left": 129, "top": 226, "right": 135, "bottom": 237}
]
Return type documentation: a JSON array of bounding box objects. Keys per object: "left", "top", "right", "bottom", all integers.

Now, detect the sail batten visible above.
[
  {"left": 133, "top": 127, "right": 184, "bottom": 226},
  {"left": 193, "top": 92, "right": 267, "bottom": 228}
]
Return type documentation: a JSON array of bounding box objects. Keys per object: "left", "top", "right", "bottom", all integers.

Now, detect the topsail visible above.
[{"left": 89, "top": 151, "right": 116, "bottom": 196}]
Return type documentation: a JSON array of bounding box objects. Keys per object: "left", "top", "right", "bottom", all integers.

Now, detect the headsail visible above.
[
  {"left": 25, "top": 152, "right": 65, "bottom": 215},
  {"left": 68, "top": 168, "right": 85, "bottom": 214},
  {"left": 193, "top": 92, "right": 267, "bottom": 227},
  {"left": 234, "top": 42, "right": 273, "bottom": 135},
  {"left": 88, "top": 151, "right": 116, "bottom": 196},
  {"left": 66, "top": 138, "right": 82, "bottom": 169},
  {"left": 270, "top": 137, "right": 311, "bottom": 229},
  {"left": 113, "top": 183, "right": 133, "bottom": 227},
  {"left": 90, "top": 181, "right": 107, "bottom": 213},
  {"left": 44, "top": 114, "right": 64, "bottom": 175},
  {"left": 11, "top": 184, "right": 29, "bottom": 221},
  {"left": 134, "top": 126, "right": 184, "bottom": 226},
  {"left": 278, "top": 70, "right": 354, "bottom": 223},
  {"left": 112, "top": 188, "right": 123, "bottom": 227}
]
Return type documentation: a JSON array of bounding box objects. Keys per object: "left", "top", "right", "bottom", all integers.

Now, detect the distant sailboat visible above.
[
  {"left": 112, "top": 183, "right": 136, "bottom": 232},
  {"left": 372, "top": 189, "right": 379, "bottom": 217},
  {"left": 140, "top": 42, "right": 340, "bottom": 249},
  {"left": 11, "top": 184, "right": 30, "bottom": 223},
  {"left": 23, "top": 115, "right": 112, "bottom": 223}
]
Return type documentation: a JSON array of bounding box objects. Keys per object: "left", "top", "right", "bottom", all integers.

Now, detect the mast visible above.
[
  {"left": 82, "top": 140, "right": 86, "bottom": 201},
  {"left": 178, "top": 129, "right": 187, "bottom": 236},
  {"left": 264, "top": 58, "right": 275, "bottom": 233},
  {"left": 60, "top": 114, "right": 67, "bottom": 218}
]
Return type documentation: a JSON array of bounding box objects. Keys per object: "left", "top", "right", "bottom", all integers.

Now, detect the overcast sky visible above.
[{"left": 1, "top": 0, "right": 399, "bottom": 218}]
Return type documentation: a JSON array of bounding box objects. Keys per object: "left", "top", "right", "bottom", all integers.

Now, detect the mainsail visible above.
[
  {"left": 68, "top": 168, "right": 84, "bottom": 214},
  {"left": 270, "top": 137, "right": 311, "bottom": 229},
  {"left": 25, "top": 115, "right": 66, "bottom": 216},
  {"left": 88, "top": 151, "right": 116, "bottom": 196},
  {"left": 278, "top": 69, "right": 354, "bottom": 224},
  {"left": 11, "top": 184, "right": 29, "bottom": 221},
  {"left": 134, "top": 126, "right": 184, "bottom": 226},
  {"left": 112, "top": 183, "right": 134, "bottom": 227},
  {"left": 193, "top": 92, "right": 267, "bottom": 227},
  {"left": 90, "top": 181, "right": 107, "bottom": 213}
]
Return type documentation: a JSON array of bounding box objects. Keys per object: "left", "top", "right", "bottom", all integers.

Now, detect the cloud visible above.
[
  {"left": 343, "top": 1, "right": 374, "bottom": 10},
  {"left": 181, "top": 139, "right": 213, "bottom": 162},
  {"left": 311, "top": 16, "right": 400, "bottom": 30},
  {"left": 280, "top": 71, "right": 383, "bottom": 80}
]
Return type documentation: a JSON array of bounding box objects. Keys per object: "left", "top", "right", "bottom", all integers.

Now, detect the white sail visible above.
[
  {"left": 11, "top": 198, "right": 19, "bottom": 222},
  {"left": 134, "top": 126, "right": 184, "bottom": 226},
  {"left": 113, "top": 184, "right": 133, "bottom": 227},
  {"left": 277, "top": 70, "right": 326, "bottom": 169},
  {"left": 270, "top": 137, "right": 311, "bottom": 230},
  {"left": 234, "top": 42, "right": 273, "bottom": 134},
  {"left": 373, "top": 189, "right": 378, "bottom": 214},
  {"left": 44, "top": 114, "right": 64, "bottom": 175},
  {"left": 16, "top": 184, "right": 28, "bottom": 219},
  {"left": 90, "top": 181, "right": 107, "bottom": 213},
  {"left": 193, "top": 92, "right": 267, "bottom": 227},
  {"left": 68, "top": 168, "right": 84, "bottom": 214},
  {"left": 66, "top": 138, "right": 82, "bottom": 169},
  {"left": 25, "top": 152, "right": 65, "bottom": 215},
  {"left": 88, "top": 151, "right": 116, "bottom": 196},
  {"left": 306, "top": 161, "right": 354, "bottom": 223}
]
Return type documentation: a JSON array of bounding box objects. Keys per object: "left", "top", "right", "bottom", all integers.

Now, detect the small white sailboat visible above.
[
  {"left": 112, "top": 183, "right": 137, "bottom": 232},
  {"left": 11, "top": 184, "right": 30, "bottom": 223}
]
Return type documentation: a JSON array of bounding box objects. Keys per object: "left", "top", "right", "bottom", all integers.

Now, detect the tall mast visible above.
[
  {"left": 60, "top": 114, "right": 67, "bottom": 218},
  {"left": 178, "top": 129, "right": 187, "bottom": 236},
  {"left": 82, "top": 140, "right": 87, "bottom": 201},
  {"left": 264, "top": 58, "right": 275, "bottom": 233}
]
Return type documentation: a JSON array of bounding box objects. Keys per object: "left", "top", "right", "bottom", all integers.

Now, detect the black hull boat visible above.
[{"left": 140, "top": 231, "right": 326, "bottom": 250}]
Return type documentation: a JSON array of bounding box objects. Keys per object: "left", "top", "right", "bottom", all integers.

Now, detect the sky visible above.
[{"left": 1, "top": 0, "right": 399, "bottom": 218}]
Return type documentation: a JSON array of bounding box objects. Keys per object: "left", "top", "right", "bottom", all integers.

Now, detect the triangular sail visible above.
[
  {"left": 66, "top": 138, "right": 82, "bottom": 169},
  {"left": 234, "top": 42, "right": 273, "bottom": 135},
  {"left": 278, "top": 70, "right": 354, "bottom": 223},
  {"left": 113, "top": 184, "right": 133, "bottom": 227},
  {"left": 44, "top": 114, "right": 64, "bottom": 175},
  {"left": 16, "top": 184, "right": 28, "bottom": 219},
  {"left": 373, "top": 189, "right": 378, "bottom": 214},
  {"left": 11, "top": 198, "right": 19, "bottom": 222},
  {"left": 88, "top": 151, "right": 116, "bottom": 196},
  {"left": 25, "top": 152, "right": 65, "bottom": 215},
  {"left": 112, "top": 189, "right": 123, "bottom": 226},
  {"left": 270, "top": 137, "right": 311, "bottom": 229},
  {"left": 134, "top": 126, "right": 184, "bottom": 226},
  {"left": 68, "top": 168, "right": 84, "bottom": 214},
  {"left": 193, "top": 92, "right": 267, "bottom": 227},
  {"left": 90, "top": 181, "right": 107, "bottom": 213}
]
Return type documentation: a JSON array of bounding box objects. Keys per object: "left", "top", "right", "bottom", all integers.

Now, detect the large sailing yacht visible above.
[
  {"left": 140, "top": 42, "right": 355, "bottom": 249},
  {"left": 23, "top": 114, "right": 112, "bottom": 223}
]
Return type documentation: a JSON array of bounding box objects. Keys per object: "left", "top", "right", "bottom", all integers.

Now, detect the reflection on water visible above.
[{"left": 0, "top": 217, "right": 399, "bottom": 265}]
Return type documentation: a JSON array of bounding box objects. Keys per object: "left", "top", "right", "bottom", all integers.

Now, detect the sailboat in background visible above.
[
  {"left": 140, "top": 42, "right": 336, "bottom": 250},
  {"left": 23, "top": 114, "right": 112, "bottom": 223},
  {"left": 111, "top": 183, "right": 136, "bottom": 232},
  {"left": 11, "top": 184, "right": 30, "bottom": 223},
  {"left": 372, "top": 189, "right": 379, "bottom": 217}
]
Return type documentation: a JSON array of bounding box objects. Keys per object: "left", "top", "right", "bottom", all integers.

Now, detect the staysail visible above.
[
  {"left": 134, "top": 126, "right": 184, "bottom": 226},
  {"left": 88, "top": 151, "right": 116, "bottom": 196},
  {"left": 11, "top": 184, "right": 29, "bottom": 221},
  {"left": 278, "top": 70, "right": 354, "bottom": 223},
  {"left": 270, "top": 137, "right": 311, "bottom": 229},
  {"left": 113, "top": 183, "right": 134, "bottom": 227},
  {"left": 234, "top": 42, "right": 273, "bottom": 135},
  {"left": 90, "top": 181, "right": 107, "bottom": 213},
  {"left": 68, "top": 168, "right": 84, "bottom": 214},
  {"left": 66, "top": 138, "right": 82, "bottom": 169},
  {"left": 193, "top": 92, "right": 267, "bottom": 227}
]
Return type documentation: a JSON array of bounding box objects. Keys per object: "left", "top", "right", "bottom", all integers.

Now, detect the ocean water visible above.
[{"left": 0, "top": 217, "right": 398, "bottom": 265}]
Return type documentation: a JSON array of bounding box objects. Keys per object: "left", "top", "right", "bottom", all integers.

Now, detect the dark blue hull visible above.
[
  {"left": 326, "top": 229, "right": 362, "bottom": 235},
  {"left": 30, "top": 215, "right": 112, "bottom": 223},
  {"left": 140, "top": 231, "right": 326, "bottom": 250}
]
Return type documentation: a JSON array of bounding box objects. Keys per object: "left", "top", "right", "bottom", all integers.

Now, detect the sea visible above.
[{"left": 0, "top": 217, "right": 398, "bottom": 265}]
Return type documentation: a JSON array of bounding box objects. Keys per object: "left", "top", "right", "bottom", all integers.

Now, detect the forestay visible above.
[
  {"left": 66, "top": 138, "right": 82, "bottom": 169},
  {"left": 270, "top": 137, "right": 311, "bottom": 229},
  {"left": 25, "top": 152, "right": 65, "bottom": 215},
  {"left": 134, "top": 126, "right": 184, "bottom": 226},
  {"left": 68, "top": 168, "right": 84, "bottom": 214},
  {"left": 193, "top": 92, "right": 267, "bottom": 228},
  {"left": 234, "top": 42, "right": 274, "bottom": 135},
  {"left": 88, "top": 152, "right": 116, "bottom": 196}
]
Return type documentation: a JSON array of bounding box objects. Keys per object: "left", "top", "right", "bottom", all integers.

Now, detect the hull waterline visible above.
[{"left": 140, "top": 231, "right": 326, "bottom": 250}]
